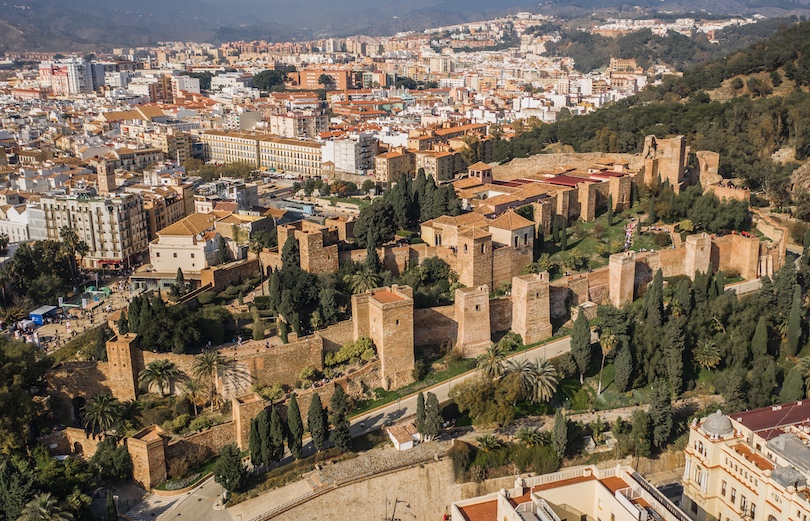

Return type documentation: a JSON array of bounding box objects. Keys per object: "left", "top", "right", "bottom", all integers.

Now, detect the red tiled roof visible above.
[{"left": 733, "top": 401, "right": 810, "bottom": 433}]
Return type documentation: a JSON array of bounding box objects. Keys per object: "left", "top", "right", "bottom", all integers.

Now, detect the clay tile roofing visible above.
[
  {"left": 467, "top": 161, "right": 492, "bottom": 170},
  {"left": 453, "top": 177, "right": 483, "bottom": 190},
  {"left": 488, "top": 210, "right": 534, "bottom": 231},
  {"left": 157, "top": 212, "right": 218, "bottom": 237}
]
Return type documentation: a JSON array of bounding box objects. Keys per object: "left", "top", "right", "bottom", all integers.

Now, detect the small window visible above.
[
  {"left": 721, "top": 481, "right": 726, "bottom": 496},
  {"left": 480, "top": 244, "right": 485, "bottom": 254},
  {"left": 524, "top": 233, "right": 528, "bottom": 245},
  {"left": 190, "top": 253, "right": 195, "bottom": 259},
  {"left": 156, "top": 252, "right": 160, "bottom": 257},
  {"left": 395, "top": 319, "right": 399, "bottom": 326},
  {"left": 464, "top": 244, "right": 468, "bottom": 253},
  {"left": 475, "top": 305, "right": 480, "bottom": 311}
]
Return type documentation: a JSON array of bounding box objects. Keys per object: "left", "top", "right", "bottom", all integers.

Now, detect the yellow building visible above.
[
  {"left": 682, "top": 401, "right": 810, "bottom": 521},
  {"left": 200, "top": 131, "right": 323, "bottom": 177}
]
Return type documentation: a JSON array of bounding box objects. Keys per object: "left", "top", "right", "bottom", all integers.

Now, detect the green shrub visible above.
[
  {"left": 197, "top": 291, "right": 216, "bottom": 305},
  {"left": 325, "top": 336, "right": 376, "bottom": 367},
  {"left": 188, "top": 416, "right": 212, "bottom": 432},
  {"left": 173, "top": 414, "right": 191, "bottom": 431}
]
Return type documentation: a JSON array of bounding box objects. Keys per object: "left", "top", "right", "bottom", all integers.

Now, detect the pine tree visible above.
[
  {"left": 788, "top": 283, "right": 803, "bottom": 357},
  {"left": 614, "top": 345, "right": 633, "bottom": 392},
  {"left": 781, "top": 367, "right": 805, "bottom": 403},
  {"left": 269, "top": 406, "right": 287, "bottom": 463},
  {"left": 553, "top": 410, "right": 567, "bottom": 459},
  {"left": 213, "top": 443, "right": 247, "bottom": 494},
  {"left": 751, "top": 315, "right": 769, "bottom": 360},
  {"left": 649, "top": 380, "right": 673, "bottom": 448},
  {"left": 287, "top": 394, "right": 304, "bottom": 460},
  {"left": 249, "top": 415, "right": 264, "bottom": 467},
  {"left": 672, "top": 280, "right": 692, "bottom": 317},
  {"left": 281, "top": 235, "right": 300, "bottom": 270},
  {"left": 423, "top": 392, "right": 442, "bottom": 441},
  {"left": 630, "top": 409, "right": 651, "bottom": 458},
  {"left": 571, "top": 310, "right": 591, "bottom": 383},
  {"left": 606, "top": 194, "right": 613, "bottom": 226},
  {"left": 415, "top": 392, "right": 426, "bottom": 435},
  {"left": 331, "top": 410, "right": 351, "bottom": 452},
  {"left": 308, "top": 394, "right": 329, "bottom": 452}
]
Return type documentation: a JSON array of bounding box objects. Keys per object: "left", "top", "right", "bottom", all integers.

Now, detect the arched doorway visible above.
[{"left": 73, "top": 442, "right": 83, "bottom": 455}]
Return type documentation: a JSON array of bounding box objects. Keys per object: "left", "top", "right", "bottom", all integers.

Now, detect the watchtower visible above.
[
  {"left": 511, "top": 273, "right": 552, "bottom": 345},
  {"left": 685, "top": 233, "right": 712, "bottom": 278},
  {"left": 455, "top": 285, "right": 491, "bottom": 358},
  {"left": 457, "top": 226, "right": 493, "bottom": 289},
  {"left": 105, "top": 333, "right": 143, "bottom": 401},
  {"left": 609, "top": 251, "right": 636, "bottom": 308},
  {"left": 365, "top": 285, "right": 415, "bottom": 390},
  {"left": 127, "top": 425, "right": 167, "bottom": 489}
]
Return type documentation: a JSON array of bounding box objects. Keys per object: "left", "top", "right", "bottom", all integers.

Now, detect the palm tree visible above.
[
  {"left": 476, "top": 345, "right": 506, "bottom": 380},
  {"left": 0, "top": 233, "right": 9, "bottom": 253},
  {"left": 193, "top": 350, "right": 234, "bottom": 411},
  {"left": 532, "top": 358, "right": 558, "bottom": 403},
  {"left": 82, "top": 394, "right": 122, "bottom": 434},
  {"left": 59, "top": 226, "right": 79, "bottom": 283},
  {"left": 693, "top": 340, "right": 721, "bottom": 371},
  {"left": 346, "top": 268, "right": 380, "bottom": 294},
  {"left": 138, "top": 360, "right": 181, "bottom": 397},
  {"left": 17, "top": 493, "right": 74, "bottom": 521},
  {"left": 249, "top": 239, "right": 265, "bottom": 295},
  {"left": 75, "top": 240, "right": 89, "bottom": 269},
  {"left": 596, "top": 328, "right": 617, "bottom": 395},
  {"left": 515, "top": 426, "right": 544, "bottom": 447},
  {"left": 181, "top": 378, "right": 207, "bottom": 416},
  {"left": 475, "top": 434, "right": 503, "bottom": 452},
  {"left": 505, "top": 358, "right": 537, "bottom": 399}
]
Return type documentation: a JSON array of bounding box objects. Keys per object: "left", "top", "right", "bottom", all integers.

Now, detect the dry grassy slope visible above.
[
  {"left": 708, "top": 69, "right": 798, "bottom": 102},
  {"left": 493, "top": 152, "right": 644, "bottom": 181}
]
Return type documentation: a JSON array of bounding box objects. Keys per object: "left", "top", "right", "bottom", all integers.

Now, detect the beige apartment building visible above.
[
  {"left": 682, "top": 401, "right": 810, "bottom": 521},
  {"left": 41, "top": 193, "right": 148, "bottom": 269},
  {"left": 199, "top": 130, "right": 323, "bottom": 177},
  {"left": 374, "top": 148, "right": 415, "bottom": 183},
  {"left": 452, "top": 464, "right": 691, "bottom": 521}
]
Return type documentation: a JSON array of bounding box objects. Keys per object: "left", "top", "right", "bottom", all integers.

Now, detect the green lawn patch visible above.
[{"left": 325, "top": 196, "right": 371, "bottom": 209}]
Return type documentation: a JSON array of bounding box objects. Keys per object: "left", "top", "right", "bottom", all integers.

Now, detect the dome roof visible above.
[{"left": 702, "top": 410, "right": 733, "bottom": 436}]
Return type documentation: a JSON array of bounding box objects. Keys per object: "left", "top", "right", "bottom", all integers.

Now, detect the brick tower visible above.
[
  {"left": 609, "top": 251, "right": 636, "bottom": 308},
  {"left": 455, "top": 285, "right": 491, "bottom": 358},
  {"left": 232, "top": 393, "right": 265, "bottom": 451},
  {"left": 127, "top": 425, "right": 167, "bottom": 489},
  {"left": 511, "top": 273, "right": 552, "bottom": 345}
]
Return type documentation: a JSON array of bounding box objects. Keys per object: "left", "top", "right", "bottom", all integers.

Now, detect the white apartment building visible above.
[
  {"left": 0, "top": 204, "right": 31, "bottom": 243},
  {"left": 172, "top": 76, "right": 201, "bottom": 97},
  {"left": 452, "top": 464, "right": 691, "bottom": 521},
  {"left": 41, "top": 193, "right": 148, "bottom": 269},
  {"left": 322, "top": 133, "right": 379, "bottom": 174},
  {"left": 682, "top": 401, "right": 810, "bottom": 521},
  {"left": 267, "top": 111, "right": 328, "bottom": 139},
  {"left": 148, "top": 212, "right": 222, "bottom": 275}
]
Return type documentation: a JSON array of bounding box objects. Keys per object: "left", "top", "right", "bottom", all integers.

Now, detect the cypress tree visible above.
[
  {"left": 268, "top": 271, "right": 281, "bottom": 312},
  {"left": 553, "top": 410, "right": 567, "bottom": 459},
  {"left": 213, "top": 444, "right": 247, "bottom": 493},
  {"left": 571, "top": 310, "right": 591, "bottom": 383},
  {"left": 269, "top": 406, "right": 286, "bottom": 463},
  {"left": 781, "top": 367, "right": 805, "bottom": 403},
  {"left": 106, "top": 491, "right": 117, "bottom": 521},
  {"left": 278, "top": 321, "right": 289, "bottom": 344},
  {"left": 630, "top": 409, "right": 652, "bottom": 457},
  {"left": 249, "top": 415, "right": 264, "bottom": 467},
  {"left": 650, "top": 380, "right": 673, "bottom": 448},
  {"left": 751, "top": 315, "right": 769, "bottom": 360},
  {"left": 117, "top": 312, "right": 129, "bottom": 335},
  {"left": 788, "top": 283, "right": 803, "bottom": 357},
  {"left": 560, "top": 228, "right": 567, "bottom": 252},
  {"left": 287, "top": 394, "right": 304, "bottom": 460},
  {"left": 365, "top": 245, "right": 381, "bottom": 273},
  {"left": 331, "top": 410, "right": 351, "bottom": 452},
  {"left": 606, "top": 194, "right": 613, "bottom": 226},
  {"left": 645, "top": 269, "right": 664, "bottom": 328},
  {"left": 552, "top": 216, "right": 560, "bottom": 244},
  {"left": 614, "top": 345, "right": 633, "bottom": 392},
  {"left": 423, "top": 392, "right": 442, "bottom": 441},
  {"left": 257, "top": 409, "right": 273, "bottom": 466},
  {"left": 128, "top": 297, "right": 141, "bottom": 332},
  {"left": 415, "top": 392, "right": 426, "bottom": 435},
  {"left": 648, "top": 196, "right": 656, "bottom": 225},
  {"left": 308, "top": 394, "right": 328, "bottom": 451}
]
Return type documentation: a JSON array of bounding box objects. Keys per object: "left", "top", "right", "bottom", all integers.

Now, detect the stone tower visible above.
[
  {"left": 97, "top": 159, "right": 116, "bottom": 194},
  {"left": 296, "top": 229, "right": 338, "bottom": 275},
  {"left": 365, "top": 285, "right": 415, "bottom": 390},
  {"left": 232, "top": 393, "right": 265, "bottom": 451},
  {"left": 455, "top": 285, "right": 491, "bottom": 358},
  {"left": 642, "top": 135, "right": 687, "bottom": 193},
  {"left": 685, "top": 233, "right": 712, "bottom": 279},
  {"left": 127, "top": 425, "right": 167, "bottom": 489},
  {"left": 469, "top": 162, "right": 493, "bottom": 184},
  {"left": 511, "top": 273, "right": 552, "bottom": 345},
  {"left": 457, "top": 226, "right": 493, "bottom": 289},
  {"left": 609, "top": 251, "right": 636, "bottom": 308},
  {"left": 105, "top": 334, "right": 143, "bottom": 401}
]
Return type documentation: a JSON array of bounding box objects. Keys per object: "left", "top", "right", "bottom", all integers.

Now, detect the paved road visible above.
[
  {"left": 725, "top": 278, "right": 762, "bottom": 296},
  {"left": 151, "top": 331, "right": 590, "bottom": 521}
]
